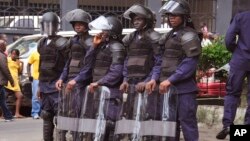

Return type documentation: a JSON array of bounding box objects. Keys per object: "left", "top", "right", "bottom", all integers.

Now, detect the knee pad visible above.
[{"left": 40, "top": 110, "right": 53, "bottom": 120}]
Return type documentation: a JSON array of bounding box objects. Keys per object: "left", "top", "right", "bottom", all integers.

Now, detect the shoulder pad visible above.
[
  {"left": 110, "top": 41, "right": 126, "bottom": 64},
  {"left": 37, "top": 37, "right": 46, "bottom": 53},
  {"left": 181, "top": 31, "right": 199, "bottom": 44},
  {"left": 110, "top": 41, "right": 125, "bottom": 52},
  {"left": 55, "top": 37, "right": 70, "bottom": 50},
  {"left": 122, "top": 32, "right": 135, "bottom": 47},
  {"left": 84, "top": 36, "right": 93, "bottom": 47},
  {"left": 159, "top": 32, "right": 171, "bottom": 45},
  {"left": 181, "top": 31, "right": 202, "bottom": 57},
  {"left": 146, "top": 30, "right": 161, "bottom": 43}
]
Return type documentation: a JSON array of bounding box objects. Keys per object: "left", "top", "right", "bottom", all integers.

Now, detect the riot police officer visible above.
[
  {"left": 118, "top": 4, "right": 161, "bottom": 140},
  {"left": 55, "top": 9, "right": 93, "bottom": 141},
  {"left": 38, "top": 12, "right": 69, "bottom": 141},
  {"left": 88, "top": 15, "right": 126, "bottom": 141},
  {"left": 146, "top": 0, "right": 202, "bottom": 141}
]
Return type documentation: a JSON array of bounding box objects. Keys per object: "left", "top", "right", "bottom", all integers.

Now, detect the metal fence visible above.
[
  {"left": 78, "top": 0, "right": 144, "bottom": 28},
  {"left": 0, "top": 0, "right": 217, "bottom": 33},
  {"left": 188, "top": 0, "right": 217, "bottom": 33},
  {"left": 0, "top": 0, "right": 60, "bottom": 30}
]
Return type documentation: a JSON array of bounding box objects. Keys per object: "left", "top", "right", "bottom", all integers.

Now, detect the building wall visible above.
[
  {"left": 232, "top": 0, "right": 250, "bottom": 17},
  {"left": 215, "top": 0, "right": 232, "bottom": 35}
]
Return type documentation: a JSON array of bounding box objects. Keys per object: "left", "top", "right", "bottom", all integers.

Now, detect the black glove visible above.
[{"left": 29, "top": 76, "right": 33, "bottom": 82}]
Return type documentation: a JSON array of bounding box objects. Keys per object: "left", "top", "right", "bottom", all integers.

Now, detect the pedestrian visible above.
[
  {"left": 27, "top": 50, "right": 40, "bottom": 119},
  {"left": 38, "top": 12, "right": 69, "bottom": 141},
  {"left": 216, "top": 10, "right": 250, "bottom": 140},
  {"left": 119, "top": 4, "right": 161, "bottom": 139},
  {"left": 146, "top": 0, "right": 202, "bottom": 141},
  {"left": 55, "top": 9, "right": 93, "bottom": 141},
  {"left": 5, "top": 49, "right": 25, "bottom": 118},
  {"left": 0, "top": 39, "right": 14, "bottom": 122},
  {"left": 0, "top": 34, "right": 8, "bottom": 43},
  {"left": 88, "top": 15, "right": 126, "bottom": 140}
]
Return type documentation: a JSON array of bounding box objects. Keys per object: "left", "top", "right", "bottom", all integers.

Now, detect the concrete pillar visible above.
[
  {"left": 146, "top": 0, "right": 162, "bottom": 28},
  {"left": 60, "top": 0, "right": 78, "bottom": 31},
  {"left": 215, "top": 0, "right": 233, "bottom": 35}
]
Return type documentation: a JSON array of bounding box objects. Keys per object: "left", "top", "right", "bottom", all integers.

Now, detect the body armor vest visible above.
[
  {"left": 68, "top": 35, "right": 91, "bottom": 79},
  {"left": 38, "top": 36, "right": 68, "bottom": 82},
  {"left": 127, "top": 33, "right": 153, "bottom": 80},
  {"left": 93, "top": 43, "right": 113, "bottom": 82},
  {"left": 160, "top": 29, "right": 191, "bottom": 82}
]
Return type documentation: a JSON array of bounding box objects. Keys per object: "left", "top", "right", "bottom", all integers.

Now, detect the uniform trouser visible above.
[
  {"left": 176, "top": 93, "right": 199, "bottom": 141},
  {"left": 104, "top": 87, "right": 122, "bottom": 141},
  {"left": 41, "top": 91, "right": 60, "bottom": 141},
  {"left": 222, "top": 68, "right": 250, "bottom": 128},
  {"left": 157, "top": 92, "right": 198, "bottom": 141}
]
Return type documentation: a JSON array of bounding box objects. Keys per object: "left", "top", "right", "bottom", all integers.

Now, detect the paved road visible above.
[
  {"left": 0, "top": 118, "right": 43, "bottom": 141},
  {"left": 0, "top": 118, "right": 229, "bottom": 141}
]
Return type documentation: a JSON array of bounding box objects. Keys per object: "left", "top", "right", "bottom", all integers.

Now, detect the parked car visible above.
[{"left": 5, "top": 28, "right": 170, "bottom": 115}]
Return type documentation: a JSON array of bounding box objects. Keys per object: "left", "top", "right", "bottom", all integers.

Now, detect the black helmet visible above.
[
  {"left": 123, "top": 4, "right": 153, "bottom": 20},
  {"left": 106, "top": 16, "right": 122, "bottom": 38},
  {"left": 41, "top": 12, "right": 59, "bottom": 24},
  {"left": 159, "top": 0, "right": 191, "bottom": 15},
  {"left": 40, "top": 12, "right": 60, "bottom": 36},
  {"left": 89, "top": 16, "right": 122, "bottom": 39},
  {"left": 123, "top": 4, "right": 154, "bottom": 28},
  {"left": 64, "top": 9, "right": 92, "bottom": 25}
]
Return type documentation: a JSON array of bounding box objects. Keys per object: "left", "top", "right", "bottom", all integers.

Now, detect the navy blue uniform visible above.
[
  {"left": 159, "top": 26, "right": 201, "bottom": 141},
  {"left": 122, "top": 29, "right": 161, "bottom": 120},
  {"left": 39, "top": 36, "right": 69, "bottom": 115},
  {"left": 222, "top": 11, "right": 250, "bottom": 128},
  {"left": 38, "top": 36, "right": 69, "bottom": 141}
]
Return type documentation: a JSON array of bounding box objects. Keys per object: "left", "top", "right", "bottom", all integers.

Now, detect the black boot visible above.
[
  {"left": 57, "top": 130, "right": 67, "bottom": 141},
  {"left": 43, "top": 120, "right": 54, "bottom": 141},
  {"left": 216, "top": 127, "right": 230, "bottom": 140}
]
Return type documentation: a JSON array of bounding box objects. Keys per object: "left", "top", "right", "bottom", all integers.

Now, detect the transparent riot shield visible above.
[
  {"left": 141, "top": 86, "right": 178, "bottom": 141},
  {"left": 56, "top": 84, "right": 84, "bottom": 141},
  {"left": 114, "top": 83, "right": 150, "bottom": 141},
  {"left": 78, "top": 86, "right": 110, "bottom": 141}
]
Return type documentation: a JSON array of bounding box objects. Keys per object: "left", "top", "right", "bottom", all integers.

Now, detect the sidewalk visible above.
[
  {"left": 195, "top": 123, "right": 229, "bottom": 141},
  {"left": 194, "top": 105, "right": 246, "bottom": 141}
]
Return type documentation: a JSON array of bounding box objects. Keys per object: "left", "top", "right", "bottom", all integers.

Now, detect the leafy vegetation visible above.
[{"left": 198, "top": 36, "right": 232, "bottom": 71}]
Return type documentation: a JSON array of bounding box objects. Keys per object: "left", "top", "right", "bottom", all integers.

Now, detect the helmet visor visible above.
[
  {"left": 88, "top": 16, "right": 112, "bottom": 31},
  {"left": 41, "top": 22, "right": 57, "bottom": 36},
  {"left": 123, "top": 5, "right": 148, "bottom": 20},
  {"left": 159, "top": 1, "right": 181, "bottom": 15}
]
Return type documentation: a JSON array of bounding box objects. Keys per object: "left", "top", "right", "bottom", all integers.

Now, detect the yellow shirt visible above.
[
  {"left": 28, "top": 51, "right": 40, "bottom": 80},
  {"left": 5, "top": 57, "right": 21, "bottom": 92}
]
